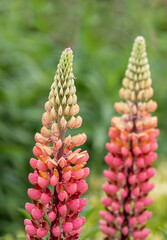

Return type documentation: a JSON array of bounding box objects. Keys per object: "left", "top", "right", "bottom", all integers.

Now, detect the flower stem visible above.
[{"left": 50, "top": 130, "right": 65, "bottom": 240}]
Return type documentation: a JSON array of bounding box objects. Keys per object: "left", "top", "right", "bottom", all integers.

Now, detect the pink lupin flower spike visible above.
[
  {"left": 100, "top": 36, "right": 159, "bottom": 240},
  {"left": 25, "top": 48, "right": 89, "bottom": 240}
]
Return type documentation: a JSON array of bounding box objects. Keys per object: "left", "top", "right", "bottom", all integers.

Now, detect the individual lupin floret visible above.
[
  {"left": 25, "top": 48, "right": 89, "bottom": 240},
  {"left": 100, "top": 37, "right": 159, "bottom": 240}
]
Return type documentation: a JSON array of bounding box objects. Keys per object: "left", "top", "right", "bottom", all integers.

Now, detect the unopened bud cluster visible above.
[
  {"left": 100, "top": 37, "right": 159, "bottom": 240},
  {"left": 117, "top": 36, "right": 157, "bottom": 117},
  {"left": 25, "top": 48, "right": 89, "bottom": 240}
]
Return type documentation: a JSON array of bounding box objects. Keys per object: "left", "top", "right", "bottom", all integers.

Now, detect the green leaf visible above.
[
  {"left": 159, "top": 228, "right": 167, "bottom": 240},
  {"left": 16, "top": 236, "right": 26, "bottom": 240},
  {"left": 18, "top": 208, "right": 31, "bottom": 219},
  {"left": 84, "top": 207, "right": 97, "bottom": 219},
  {"left": 79, "top": 225, "right": 99, "bottom": 240}
]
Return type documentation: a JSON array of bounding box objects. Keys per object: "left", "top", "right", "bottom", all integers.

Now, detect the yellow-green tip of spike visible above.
[
  {"left": 119, "top": 36, "right": 153, "bottom": 102},
  {"left": 115, "top": 37, "right": 157, "bottom": 115},
  {"left": 46, "top": 48, "right": 79, "bottom": 119}
]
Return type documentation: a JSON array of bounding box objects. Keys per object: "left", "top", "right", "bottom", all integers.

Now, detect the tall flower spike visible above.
[
  {"left": 25, "top": 48, "right": 89, "bottom": 240},
  {"left": 100, "top": 37, "right": 159, "bottom": 240}
]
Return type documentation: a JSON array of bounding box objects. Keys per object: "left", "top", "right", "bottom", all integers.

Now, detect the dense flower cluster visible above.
[
  {"left": 100, "top": 37, "right": 159, "bottom": 240},
  {"left": 24, "top": 48, "right": 89, "bottom": 240}
]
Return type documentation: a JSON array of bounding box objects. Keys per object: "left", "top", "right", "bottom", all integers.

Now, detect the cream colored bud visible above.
[
  {"left": 58, "top": 105, "right": 63, "bottom": 116},
  {"left": 142, "top": 52, "right": 146, "bottom": 58},
  {"left": 143, "top": 71, "right": 148, "bottom": 79},
  {"left": 115, "top": 102, "right": 130, "bottom": 114},
  {"left": 129, "top": 57, "right": 133, "bottom": 63},
  {"left": 71, "top": 133, "right": 87, "bottom": 146},
  {"left": 136, "top": 120, "right": 143, "bottom": 131},
  {"left": 64, "top": 135, "right": 71, "bottom": 146},
  {"left": 58, "top": 81, "right": 61, "bottom": 89},
  {"left": 135, "top": 59, "right": 139, "bottom": 65},
  {"left": 129, "top": 71, "right": 133, "bottom": 79},
  {"left": 35, "top": 132, "right": 48, "bottom": 144},
  {"left": 65, "top": 73, "right": 68, "bottom": 81},
  {"left": 67, "top": 116, "right": 75, "bottom": 128},
  {"left": 124, "top": 89, "right": 130, "bottom": 99},
  {"left": 67, "top": 79, "right": 72, "bottom": 87},
  {"left": 144, "top": 88, "right": 153, "bottom": 99},
  {"left": 56, "top": 95, "right": 60, "bottom": 105},
  {"left": 64, "top": 87, "right": 69, "bottom": 96},
  {"left": 126, "top": 121, "right": 133, "bottom": 131},
  {"left": 49, "top": 89, "right": 54, "bottom": 99},
  {"left": 128, "top": 63, "right": 131, "bottom": 70},
  {"left": 71, "top": 86, "right": 76, "bottom": 94},
  {"left": 55, "top": 74, "right": 59, "bottom": 81},
  {"left": 125, "top": 69, "right": 129, "bottom": 77},
  {"left": 146, "top": 100, "right": 157, "bottom": 112},
  {"left": 54, "top": 88, "right": 58, "bottom": 96},
  {"left": 140, "top": 81, "right": 145, "bottom": 89},
  {"left": 141, "top": 66, "right": 145, "bottom": 73},
  {"left": 67, "top": 95, "right": 73, "bottom": 105},
  {"left": 137, "top": 91, "right": 143, "bottom": 100},
  {"left": 51, "top": 82, "right": 56, "bottom": 89},
  {"left": 132, "top": 105, "right": 137, "bottom": 114},
  {"left": 143, "top": 117, "right": 150, "bottom": 128},
  {"left": 114, "top": 102, "right": 123, "bottom": 114},
  {"left": 134, "top": 74, "right": 137, "bottom": 81},
  {"left": 79, "top": 133, "right": 87, "bottom": 145},
  {"left": 137, "top": 66, "right": 141, "bottom": 73},
  {"left": 145, "top": 78, "right": 152, "bottom": 88},
  {"left": 73, "top": 86, "right": 76, "bottom": 94},
  {"left": 51, "top": 122, "right": 58, "bottom": 134},
  {"left": 130, "top": 91, "right": 135, "bottom": 101},
  {"left": 140, "top": 102, "right": 146, "bottom": 111},
  {"left": 145, "top": 64, "right": 150, "bottom": 71},
  {"left": 143, "top": 117, "right": 157, "bottom": 129},
  {"left": 61, "top": 74, "right": 64, "bottom": 82},
  {"left": 49, "top": 98, "right": 55, "bottom": 107},
  {"left": 147, "top": 71, "right": 150, "bottom": 78},
  {"left": 123, "top": 103, "right": 130, "bottom": 114},
  {"left": 62, "top": 95, "right": 66, "bottom": 105},
  {"left": 43, "top": 145, "right": 53, "bottom": 156},
  {"left": 64, "top": 105, "right": 70, "bottom": 115},
  {"left": 42, "top": 112, "right": 52, "bottom": 126},
  {"left": 58, "top": 157, "right": 66, "bottom": 168},
  {"left": 60, "top": 87, "right": 63, "bottom": 96},
  {"left": 132, "top": 65, "right": 136, "bottom": 72},
  {"left": 74, "top": 116, "right": 82, "bottom": 128},
  {"left": 135, "top": 82, "right": 139, "bottom": 91},
  {"left": 122, "top": 78, "right": 129, "bottom": 88},
  {"left": 119, "top": 88, "right": 125, "bottom": 98},
  {"left": 69, "top": 104, "right": 80, "bottom": 116},
  {"left": 54, "top": 139, "right": 62, "bottom": 150},
  {"left": 69, "top": 86, "right": 74, "bottom": 95},
  {"left": 50, "top": 107, "right": 57, "bottom": 119},
  {"left": 41, "top": 126, "right": 52, "bottom": 138},
  {"left": 45, "top": 101, "right": 52, "bottom": 112},
  {"left": 150, "top": 116, "right": 158, "bottom": 128},
  {"left": 138, "top": 73, "right": 142, "bottom": 80},
  {"left": 129, "top": 81, "right": 134, "bottom": 90},
  {"left": 60, "top": 116, "right": 67, "bottom": 128},
  {"left": 147, "top": 87, "right": 154, "bottom": 99},
  {"left": 63, "top": 82, "right": 66, "bottom": 89},
  {"left": 72, "top": 94, "right": 77, "bottom": 104},
  {"left": 142, "top": 89, "right": 148, "bottom": 99}
]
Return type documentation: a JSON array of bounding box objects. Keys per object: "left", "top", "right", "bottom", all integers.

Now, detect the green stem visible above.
[{"left": 50, "top": 129, "right": 65, "bottom": 240}]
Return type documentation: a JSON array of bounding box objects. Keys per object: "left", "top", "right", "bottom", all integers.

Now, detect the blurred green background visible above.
[{"left": 0, "top": 0, "right": 167, "bottom": 239}]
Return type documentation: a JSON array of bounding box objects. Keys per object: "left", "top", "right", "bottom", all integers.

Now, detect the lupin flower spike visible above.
[
  {"left": 100, "top": 37, "right": 159, "bottom": 240},
  {"left": 25, "top": 48, "right": 89, "bottom": 240}
]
